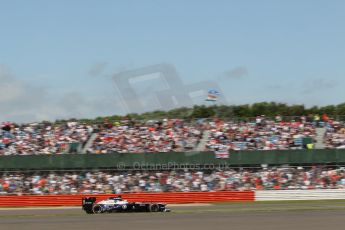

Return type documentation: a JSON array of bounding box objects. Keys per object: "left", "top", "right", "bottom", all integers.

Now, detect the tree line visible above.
[{"left": 61, "top": 102, "right": 345, "bottom": 124}]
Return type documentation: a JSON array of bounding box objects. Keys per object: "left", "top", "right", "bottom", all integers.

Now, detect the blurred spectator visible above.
[
  {"left": 88, "top": 119, "right": 203, "bottom": 153},
  {"left": 205, "top": 118, "right": 316, "bottom": 151},
  {"left": 325, "top": 121, "right": 345, "bottom": 149},
  {"left": 0, "top": 122, "right": 93, "bottom": 155}
]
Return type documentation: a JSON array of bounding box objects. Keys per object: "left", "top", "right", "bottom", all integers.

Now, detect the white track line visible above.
[{"left": 169, "top": 203, "right": 213, "bottom": 207}]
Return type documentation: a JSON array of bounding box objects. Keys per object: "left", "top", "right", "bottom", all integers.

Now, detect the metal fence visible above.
[{"left": 1, "top": 149, "right": 345, "bottom": 171}]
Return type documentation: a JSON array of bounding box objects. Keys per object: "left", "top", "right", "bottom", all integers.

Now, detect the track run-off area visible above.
[{"left": 1, "top": 200, "right": 345, "bottom": 230}]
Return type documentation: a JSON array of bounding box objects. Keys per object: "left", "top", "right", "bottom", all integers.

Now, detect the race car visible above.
[{"left": 82, "top": 196, "right": 171, "bottom": 214}]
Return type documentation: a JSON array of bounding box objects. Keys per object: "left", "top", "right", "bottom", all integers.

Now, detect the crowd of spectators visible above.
[
  {"left": 1, "top": 115, "right": 343, "bottom": 155},
  {"left": 324, "top": 121, "right": 345, "bottom": 149},
  {"left": 1, "top": 166, "right": 345, "bottom": 195},
  {"left": 0, "top": 122, "right": 93, "bottom": 155},
  {"left": 205, "top": 116, "right": 317, "bottom": 151},
  {"left": 87, "top": 119, "right": 203, "bottom": 153},
  {"left": 0, "top": 119, "right": 203, "bottom": 155}
]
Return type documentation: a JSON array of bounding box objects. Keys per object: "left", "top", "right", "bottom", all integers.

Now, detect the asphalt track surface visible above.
[{"left": 1, "top": 201, "right": 345, "bottom": 230}]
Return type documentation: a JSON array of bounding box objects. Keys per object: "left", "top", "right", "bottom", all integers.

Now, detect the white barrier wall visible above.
[{"left": 256, "top": 189, "right": 345, "bottom": 201}]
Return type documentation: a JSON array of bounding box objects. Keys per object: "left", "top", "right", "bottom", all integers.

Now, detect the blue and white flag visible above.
[{"left": 206, "top": 89, "right": 221, "bottom": 101}]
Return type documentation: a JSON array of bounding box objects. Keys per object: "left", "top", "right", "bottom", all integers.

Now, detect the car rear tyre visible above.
[
  {"left": 149, "top": 204, "right": 160, "bottom": 212},
  {"left": 92, "top": 205, "right": 103, "bottom": 214}
]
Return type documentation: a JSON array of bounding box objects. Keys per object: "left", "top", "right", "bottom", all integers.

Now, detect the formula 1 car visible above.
[{"left": 82, "top": 196, "right": 171, "bottom": 214}]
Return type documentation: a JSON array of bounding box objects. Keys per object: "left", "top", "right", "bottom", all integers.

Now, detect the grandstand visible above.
[
  {"left": 2, "top": 113, "right": 344, "bottom": 156},
  {"left": 1, "top": 105, "right": 345, "bottom": 195}
]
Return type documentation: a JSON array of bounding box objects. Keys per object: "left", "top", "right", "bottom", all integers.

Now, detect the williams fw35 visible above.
[{"left": 82, "top": 196, "right": 171, "bottom": 214}]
